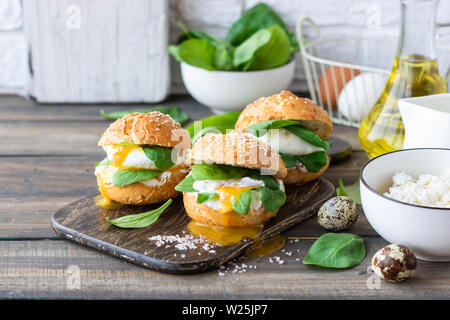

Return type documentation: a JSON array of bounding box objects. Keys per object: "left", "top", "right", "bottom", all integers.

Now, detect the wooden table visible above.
[{"left": 1, "top": 95, "right": 449, "bottom": 300}]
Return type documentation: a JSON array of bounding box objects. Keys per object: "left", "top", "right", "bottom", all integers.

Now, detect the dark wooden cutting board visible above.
[{"left": 51, "top": 178, "right": 335, "bottom": 274}]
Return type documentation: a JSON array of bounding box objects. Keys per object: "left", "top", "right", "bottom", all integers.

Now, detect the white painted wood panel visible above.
[{"left": 23, "top": 0, "right": 170, "bottom": 103}]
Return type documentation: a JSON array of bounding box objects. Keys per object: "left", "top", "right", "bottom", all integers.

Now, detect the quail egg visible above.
[
  {"left": 317, "top": 196, "right": 358, "bottom": 231},
  {"left": 371, "top": 244, "right": 417, "bottom": 282}
]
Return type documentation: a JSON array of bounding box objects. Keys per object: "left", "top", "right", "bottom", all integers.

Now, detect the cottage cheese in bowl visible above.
[{"left": 384, "top": 170, "right": 450, "bottom": 208}]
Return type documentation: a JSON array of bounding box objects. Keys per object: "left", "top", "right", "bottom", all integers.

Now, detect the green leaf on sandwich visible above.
[
  {"left": 95, "top": 157, "right": 110, "bottom": 167},
  {"left": 142, "top": 145, "right": 175, "bottom": 171},
  {"left": 259, "top": 187, "right": 286, "bottom": 213},
  {"left": 247, "top": 119, "right": 299, "bottom": 137},
  {"left": 232, "top": 189, "right": 252, "bottom": 215},
  {"left": 248, "top": 120, "right": 329, "bottom": 151},
  {"left": 175, "top": 164, "right": 286, "bottom": 215},
  {"left": 285, "top": 126, "right": 330, "bottom": 151},
  {"left": 112, "top": 169, "right": 162, "bottom": 187},
  {"left": 197, "top": 192, "right": 219, "bottom": 204},
  {"left": 280, "top": 151, "right": 328, "bottom": 172},
  {"left": 190, "top": 163, "right": 249, "bottom": 181},
  {"left": 99, "top": 106, "right": 189, "bottom": 125},
  {"left": 174, "top": 174, "right": 197, "bottom": 193}
]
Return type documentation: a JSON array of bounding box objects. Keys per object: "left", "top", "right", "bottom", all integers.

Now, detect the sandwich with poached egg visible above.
[
  {"left": 235, "top": 90, "right": 332, "bottom": 185},
  {"left": 95, "top": 112, "right": 191, "bottom": 206},
  {"left": 175, "top": 130, "right": 287, "bottom": 227}
]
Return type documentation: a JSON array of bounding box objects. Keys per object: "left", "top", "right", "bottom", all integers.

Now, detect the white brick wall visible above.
[{"left": 0, "top": 0, "right": 449, "bottom": 98}]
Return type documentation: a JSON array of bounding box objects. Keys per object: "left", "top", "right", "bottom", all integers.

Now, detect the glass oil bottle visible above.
[{"left": 358, "top": 0, "right": 447, "bottom": 158}]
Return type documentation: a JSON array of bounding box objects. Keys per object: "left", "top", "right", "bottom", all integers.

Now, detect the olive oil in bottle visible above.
[
  {"left": 359, "top": 55, "right": 447, "bottom": 158},
  {"left": 358, "top": 0, "right": 447, "bottom": 158}
]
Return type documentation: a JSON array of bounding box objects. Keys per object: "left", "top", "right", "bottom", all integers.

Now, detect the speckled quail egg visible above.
[
  {"left": 371, "top": 244, "right": 417, "bottom": 282},
  {"left": 317, "top": 196, "right": 358, "bottom": 231}
]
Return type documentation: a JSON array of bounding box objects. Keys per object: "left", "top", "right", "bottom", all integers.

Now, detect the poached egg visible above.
[
  {"left": 257, "top": 128, "right": 323, "bottom": 156},
  {"left": 191, "top": 177, "right": 280, "bottom": 213}
]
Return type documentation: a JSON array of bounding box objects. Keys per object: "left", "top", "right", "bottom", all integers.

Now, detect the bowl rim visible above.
[
  {"left": 180, "top": 57, "right": 296, "bottom": 74},
  {"left": 360, "top": 148, "right": 450, "bottom": 211}
]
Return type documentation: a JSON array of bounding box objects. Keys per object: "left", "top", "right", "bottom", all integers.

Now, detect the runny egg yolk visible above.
[
  {"left": 215, "top": 185, "right": 257, "bottom": 214},
  {"left": 109, "top": 145, "right": 141, "bottom": 169}
]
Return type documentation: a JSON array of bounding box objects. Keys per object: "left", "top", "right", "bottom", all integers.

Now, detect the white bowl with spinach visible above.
[{"left": 169, "top": 3, "right": 299, "bottom": 114}]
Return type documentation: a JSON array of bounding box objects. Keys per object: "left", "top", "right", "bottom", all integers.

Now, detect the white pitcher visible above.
[{"left": 398, "top": 94, "right": 450, "bottom": 149}]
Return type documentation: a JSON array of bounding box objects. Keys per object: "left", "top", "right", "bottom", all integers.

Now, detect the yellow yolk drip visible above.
[
  {"left": 215, "top": 185, "right": 257, "bottom": 214},
  {"left": 109, "top": 145, "right": 141, "bottom": 169},
  {"left": 245, "top": 235, "right": 286, "bottom": 258},
  {"left": 187, "top": 221, "right": 263, "bottom": 246},
  {"left": 95, "top": 144, "right": 140, "bottom": 209}
]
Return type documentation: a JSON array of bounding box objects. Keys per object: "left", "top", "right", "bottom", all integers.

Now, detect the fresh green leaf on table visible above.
[
  {"left": 337, "top": 179, "right": 361, "bottom": 204},
  {"left": 106, "top": 199, "right": 172, "bottom": 229},
  {"left": 99, "top": 106, "right": 189, "bottom": 125},
  {"left": 169, "top": 38, "right": 216, "bottom": 71},
  {"left": 303, "top": 233, "right": 366, "bottom": 268},
  {"left": 142, "top": 146, "right": 175, "bottom": 171},
  {"left": 226, "top": 2, "right": 299, "bottom": 51},
  {"left": 112, "top": 169, "right": 162, "bottom": 187}
]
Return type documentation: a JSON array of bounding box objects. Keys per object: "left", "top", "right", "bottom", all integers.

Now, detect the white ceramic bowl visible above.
[
  {"left": 180, "top": 59, "right": 296, "bottom": 114},
  {"left": 360, "top": 148, "right": 450, "bottom": 262}
]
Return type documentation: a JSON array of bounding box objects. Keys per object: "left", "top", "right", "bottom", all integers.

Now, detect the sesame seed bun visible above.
[
  {"left": 183, "top": 192, "right": 280, "bottom": 227},
  {"left": 186, "top": 130, "right": 287, "bottom": 179},
  {"left": 284, "top": 157, "right": 330, "bottom": 185},
  {"left": 98, "top": 111, "right": 191, "bottom": 148},
  {"left": 235, "top": 90, "right": 332, "bottom": 139},
  {"left": 97, "top": 165, "right": 189, "bottom": 205}
]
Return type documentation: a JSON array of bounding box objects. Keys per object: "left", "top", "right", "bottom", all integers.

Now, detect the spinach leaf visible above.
[
  {"left": 169, "top": 38, "right": 216, "bottom": 71},
  {"left": 226, "top": 2, "right": 298, "bottom": 51},
  {"left": 285, "top": 126, "right": 329, "bottom": 150},
  {"left": 191, "top": 163, "right": 249, "bottom": 181},
  {"left": 232, "top": 189, "right": 252, "bottom": 215},
  {"left": 95, "top": 158, "right": 110, "bottom": 167},
  {"left": 197, "top": 192, "right": 219, "bottom": 204},
  {"left": 279, "top": 152, "right": 327, "bottom": 172},
  {"left": 100, "top": 106, "right": 189, "bottom": 125},
  {"left": 106, "top": 199, "right": 172, "bottom": 229},
  {"left": 232, "top": 28, "right": 271, "bottom": 68},
  {"left": 142, "top": 145, "right": 175, "bottom": 171},
  {"left": 337, "top": 179, "right": 361, "bottom": 205},
  {"left": 214, "top": 44, "right": 234, "bottom": 70},
  {"left": 248, "top": 120, "right": 300, "bottom": 137},
  {"left": 247, "top": 171, "right": 280, "bottom": 190},
  {"left": 279, "top": 153, "right": 298, "bottom": 169},
  {"left": 186, "top": 111, "right": 241, "bottom": 140},
  {"left": 176, "top": 21, "right": 224, "bottom": 47},
  {"left": 112, "top": 169, "right": 162, "bottom": 187},
  {"left": 259, "top": 186, "right": 286, "bottom": 212},
  {"left": 175, "top": 175, "right": 197, "bottom": 193},
  {"left": 303, "top": 233, "right": 366, "bottom": 268},
  {"left": 240, "top": 25, "right": 291, "bottom": 71},
  {"left": 297, "top": 151, "right": 328, "bottom": 172}
]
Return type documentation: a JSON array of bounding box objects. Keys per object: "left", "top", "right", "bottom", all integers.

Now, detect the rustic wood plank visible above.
[
  {"left": 51, "top": 180, "right": 335, "bottom": 274},
  {"left": 0, "top": 95, "right": 362, "bottom": 155},
  {"left": 0, "top": 151, "right": 369, "bottom": 239},
  {"left": 0, "top": 238, "right": 448, "bottom": 299}
]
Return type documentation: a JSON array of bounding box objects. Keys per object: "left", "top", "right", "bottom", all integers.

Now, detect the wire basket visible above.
[{"left": 296, "top": 17, "right": 393, "bottom": 127}]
